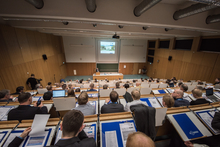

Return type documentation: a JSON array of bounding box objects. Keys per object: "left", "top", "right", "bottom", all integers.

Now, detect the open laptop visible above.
[
  {"left": 169, "top": 83, "right": 174, "bottom": 87},
  {"left": 52, "top": 90, "right": 67, "bottom": 98},
  {"left": 206, "top": 88, "right": 219, "bottom": 102}
]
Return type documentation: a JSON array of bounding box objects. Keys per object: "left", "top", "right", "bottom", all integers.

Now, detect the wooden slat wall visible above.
[
  {"left": 0, "top": 25, "right": 67, "bottom": 92},
  {"left": 66, "top": 63, "right": 96, "bottom": 76},
  {"left": 147, "top": 37, "right": 220, "bottom": 82}
]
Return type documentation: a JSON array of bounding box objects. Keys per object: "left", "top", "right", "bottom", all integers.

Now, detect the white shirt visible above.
[{"left": 124, "top": 99, "right": 148, "bottom": 112}]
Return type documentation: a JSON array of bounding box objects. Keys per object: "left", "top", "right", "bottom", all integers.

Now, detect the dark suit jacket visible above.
[
  {"left": 174, "top": 98, "right": 190, "bottom": 107},
  {"left": 101, "top": 103, "right": 124, "bottom": 114},
  {"left": 8, "top": 105, "right": 48, "bottom": 122},
  {"left": 212, "top": 112, "right": 220, "bottom": 130},
  {"left": 9, "top": 130, "right": 96, "bottom": 147},
  {"left": 190, "top": 98, "right": 210, "bottom": 105}
]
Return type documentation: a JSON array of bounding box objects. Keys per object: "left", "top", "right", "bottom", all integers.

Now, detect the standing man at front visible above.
[{"left": 26, "top": 74, "right": 37, "bottom": 90}]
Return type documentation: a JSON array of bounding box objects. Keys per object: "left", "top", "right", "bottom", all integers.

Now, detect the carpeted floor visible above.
[{"left": 65, "top": 74, "right": 149, "bottom": 81}]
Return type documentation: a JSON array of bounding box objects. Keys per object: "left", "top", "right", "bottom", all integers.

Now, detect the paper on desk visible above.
[
  {"left": 152, "top": 90, "right": 160, "bottom": 94},
  {"left": 0, "top": 107, "right": 12, "bottom": 120},
  {"left": 84, "top": 125, "right": 95, "bottom": 138},
  {"left": 26, "top": 131, "right": 48, "bottom": 147},
  {"left": 29, "top": 114, "right": 50, "bottom": 136},
  {"left": 149, "top": 98, "right": 161, "bottom": 108},
  {"left": 105, "top": 131, "right": 118, "bottom": 147},
  {"left": 0, "top": 133, "right": 5, "bottom": 143},
  {"left": 156, "top": 108, "right": 167, "bottom": 127},
  {"left": 157, "top": 97, "right": 164, "bottom": 107},
  {"left": 119, "top": 122, "right": 136, "bottom": 147}
]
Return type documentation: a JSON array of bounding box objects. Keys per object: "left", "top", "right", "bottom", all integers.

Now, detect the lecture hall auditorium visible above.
[{"left": 0, "top": 0, "right": 220, "bottom": 147}]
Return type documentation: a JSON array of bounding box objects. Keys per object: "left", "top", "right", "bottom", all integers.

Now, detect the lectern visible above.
[{"left": 96, "top": 72, "right": 100, "bottom": 75}]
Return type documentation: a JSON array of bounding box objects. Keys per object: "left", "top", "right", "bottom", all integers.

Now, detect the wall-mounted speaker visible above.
[
  {"left": 168, "top": 56, "right": 172, "bottom": 61},
  {"left": 42, "top": 54, "right": 47, "bottom": 60}
]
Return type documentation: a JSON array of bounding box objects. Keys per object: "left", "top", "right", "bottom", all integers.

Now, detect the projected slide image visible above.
[{"left": 100, "top": 42, "right": 115, "bottom": 54}]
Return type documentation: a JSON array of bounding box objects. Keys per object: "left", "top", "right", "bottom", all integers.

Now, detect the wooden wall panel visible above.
[
  {"left": 66, "top": 63, "right": 96, "bottom": 76},
  {"left": 147, "top": 37, "right": 220, "bottom": 82},
  {"left": 119, "top": 63, "right": 134, "bottom": 75},
  {"left": 0, "top": 25, "right": 67, "bottom": 92}
]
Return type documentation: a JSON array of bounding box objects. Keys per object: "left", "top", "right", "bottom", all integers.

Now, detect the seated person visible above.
[
  {"left": 9, "top": 110, "right": 96, "bottom": 147},
  {"left": 214, "top": 78, "right": 220, "bottom": 85},
  {"left": 126, "top": 132, "right": 155, "bottom": 147},
  {"left": 101, "top": 91, "right": 124, "bottom": 114},
  {"left": 87, "top": 83, "right": 97, "bottom": 91},
  {"left": 46, "top": 85, "right": 53, "bottom": 92},
  {"left": 125, "top": 89, "right": 148, "bottom": 112},
  {"left": 172, "top": 89, "right": 190, "bottom": 107},
  {"left": 212, "top": 104, "right": 220, "bottom": 130},
  {"left": 177, "top": 82, "right": 183, "bottom": 88},
  {"left": 142, "top": 66, "right": 147, "bottom": 74},
  {"left": 11, "top": 86, "right": 24, "bottom": 95},
  {"left": 180, "top": 84, "right": 188, "bottom": 92},
  {"left": 62, "top": 84, "right": 67, "bottom": 90},
  {"left": 8, "top": 92, "right": 48, "bottom": 122},
  {"left": 75, "top": 88, "right": 81, "bottom": 92},
  {"left": 68, "top": 84, "right": 73, "bottom": 89},
  {"left": 124, "top": 83, "right": 130, "bottom": 89},
  {"left": 68, "top": 89, "right": 76, "bottom": 97},
  {"left": 74, "top": 92, "right": 95, "bottom": 116},
  {"left": 103, "top": 84, "right": 108, "bottom": 89},
  {"left": 48, "top": 82, "right": 52, "bottom": 85},
  {"left": 190, "top": 88, "right": 210, "bottom": 105},
  {"left": 0, "top": 89, "right": 13, "bottom": 102},
  {"left": 135, "top": 82, "right": 142, "bottom": 89},
  {"left": 43, "top": 92, "right": 52, "bottom": 100},
  {"left": 115, "top": 82, "right": 120, "bottom": 89},
  {"left": 162, "top": 95, "right": 174, "bottom": 108}
]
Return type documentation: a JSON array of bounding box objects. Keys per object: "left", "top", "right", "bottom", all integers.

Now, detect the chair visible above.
[
  {"left": 141, "top": 83, "right": 149, "bottom": 88},
  {"left": 82, "top": 84, "right": 90, "bottom": 88},
  {"left": 127, "top": 87, "right": 136, "bottom": 94},
  {"left": 187, "top": 85, "right": 196, "bottom": 92},
  {"left": 114, "top": 88, "right": 126, "bottom": 96},
  {"left": 150, "top": 84, "right": 159, "bottom": 88},
  {"left": 140, "top": 88, "right": 152, "bottom": 95},
  {"left": 184, "top": 82, "right": 191, "bottom": 85},
  {"left": 130, "top": 104, "right": 156, "bottom": 140},
  {"left": 192, "top": 82, "right": 198, "bottom": 85},
  {"left": 100, "top": 89, "right": 112, "bottom": 97},
  {"left": 37, "top": 88, "right": 48, "bottom": 94},
  {"left": 159, "top": 83, "right": 168, "bottom": 88}
]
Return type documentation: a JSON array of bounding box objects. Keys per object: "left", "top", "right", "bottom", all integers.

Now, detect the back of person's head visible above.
[
  {"left": 198, "top": 82, "right": 204, "bottom": 85},
  {"left": 68, "top": 84, "right": 72, "bottom": 89},
  {"left": 0, "top": 89, "right": 10, "bottom": 99},
  {"left": 68, "top": 89, "right": 75, "bottom": 97},
  {"left": 79, "top": 79, "right": 83, "bottom": 83},
  {"left": 90, "top": 83, "right": 94, "bottom": 89},
  {"left": 43, "top": 92, "right": 52, "bottom": 100},
  {"left": 196, "top": 86, "right": 203, "bottom": 91},
  {"left": 31, "top": 74, "right": 35, "bottom": 77},
  {"left": 75, "top": 88, "right": 80, "bottom": 92},
  {"left": 162, "top": 95, "right": 174, "bottom": 108},
  {"left": 116, "top": 82, "right": 120, "bottom": 88},
  {"left": 175, "top": 89, "right": 184, "bottom": 98},
  {"left": 149, "top": 79, "right": 152, "bottom": 82},
  {"left": 178, "top": 82, "right": 183, "bottom": 87},
  {"left": 48, "top": 82, "right": 52, "bottom": 85},
  {"left": 46, "top": 85, "right": 52, "bottom": 91},
  {"left": 180, "top": 84, "right": 188, "bottom": 92},
  {"left": 110, "top": 91, "right": 118, "bottom": 102},
  {"left": 131, "top": 90, "right": 140, "bottom": 100},
  {"left": 136, "top": 82, "right": 141, "bottom": 87},
  {"left": 95, "top": 79, "right": 97, "bottom": 83},
  {"left": 62, "top": 84, "right": 67, "bottom": 90},
  {"left": 126, "top": 132, "right": 155, "bottom": 147},
  {"left": 216, "top": 78, "right": 220, "bottom": 82},
  {"left": 133, "top": 80, "right": 136, "bottom": 83},
  {"left": 16, "top": 86, "right": 24, "bottom": 93},
  {"left": 124, "top": 83, "right": 130, "bottom": 89},
  {"left": 192, "top": 88, "right": 202, "bottom": 98},
  {"left": 78, "top": 92, "right": 88, "bottom": 105},
  {"left": 18, "top": 92, "right": 31, "bottom": 103},
  {"left": 62, "top": 110, "right": 84, "bottom": 137},
  {"left": 103, "top": 84, "right": 108, "bottom": 89}
]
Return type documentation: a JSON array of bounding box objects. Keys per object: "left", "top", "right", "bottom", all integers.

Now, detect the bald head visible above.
[
  {"left": 136, "top": 82, "right": 141, "bottom": 87},
  {"left": 126, "top": 132, "right": 155, "bottom": 147},
  {"left": 192, "top": 88, "right": 202, "bottom": 98},
  {"left": 131, "top": 90, "right": 140, "bottom": 100},
  {"left": 172, "top": 89, "right": 183, "bottom": 99}
]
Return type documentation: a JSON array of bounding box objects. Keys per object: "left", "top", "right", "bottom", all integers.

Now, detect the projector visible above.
[{"left": 112, "top": 34, "right": 120, "bottom": 39}]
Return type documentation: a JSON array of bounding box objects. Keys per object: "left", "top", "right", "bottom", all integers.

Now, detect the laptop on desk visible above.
[
  {"left": 52, "top": 90, "right": 67, "bottom": 98},
  {"left": 206, "top": 88, "right": 220, "bottom": 102}
]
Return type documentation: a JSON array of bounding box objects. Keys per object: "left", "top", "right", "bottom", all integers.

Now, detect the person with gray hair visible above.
[
  {"left": 0, "top": 89, "right": 13, "bottom": 102},
  {"left": 124, "top": 89, "right": 148, "bottom": 112},
  {"left": 172, "top": 89, "right": 190, "bottom": 107},
  {"left": 126, "top": 132, "right": 155, "bottom": 147}
]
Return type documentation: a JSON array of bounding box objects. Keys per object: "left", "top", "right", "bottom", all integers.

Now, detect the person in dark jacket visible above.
[
  {"left": 190, "top": 88, "right": 210, "bottom": 105},
  {"left": 9, "top": 110, "right": 96, "bottom": 147},
  {"left": 172, "top": 89, "right": 189, "bottom": 107},
  {"left": 26, "top": 74, "right": 37, "bottom": 90},
  {"left": 8, "top": 92, "right": 48, "bottom": 122},
  {"left": 101, "top": 91, "right": 124, "bottom": 114}
]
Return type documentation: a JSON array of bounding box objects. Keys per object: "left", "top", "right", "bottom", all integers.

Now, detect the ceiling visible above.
[{"left": 0, "top": 0, "right": 220, "bottom": 40}]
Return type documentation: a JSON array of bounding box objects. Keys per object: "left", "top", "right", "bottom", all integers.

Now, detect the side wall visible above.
[
  {"left": 147, "top": 37, "right": 220, "bottom": 83},
  {"left": 0, "top": 25, "right": 67, "bottom": 92}
]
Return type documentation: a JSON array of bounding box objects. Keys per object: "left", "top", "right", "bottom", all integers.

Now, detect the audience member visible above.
[
  {"left": 178, "top": 82, "right": 183, "bottom": 87},
  {"left": 75, "top": 88, "right": 81, "bottom": 92},
  {"left": 125, "top": 89, "right": 148, "bottom": 112},
  {"left": 68, "top": 84, "right": 73, "bottom": 89},
  {"left": 74, "top": 92, "right": 95, "bottom": 116},
  {"left": 79, "top": 79, "right": 84, "bottom": 83},
  {"left": 115, "top": 82, "right": 120, "bottom": 89},
  {"left": 103, "top": 84, "right": 108, "bottom": 89},
  {"left": 9, "top": 110, "right": 96, "bottom": 147},
  {"left": 0, "top": 89, "right": 13, "bottom": 102},
  {"left": 62, "top": 84, "right": 67, "bottom": 90},
  {"left": 162, "top": 95, "right": 174, "bottom": 108},
  {"left": 190, "top": 88, "right": 210, "bottom": 105},
  {"left": 68, "top": 89, "right": 75, "bottom": 97},
  {"left": 48, "top": 82, "right": 52, "bottom": 85},
  {"left": 26, "top": 74, "right": 37, "bottom": 90},
  {"left": 198, "top": 82, "right": 204, "bottom": 85},
  {"left": 214, "top": 78, "right": 220, "bottom": 85},
  {"left": 126, "top": 132, "right": 155, "bottom": 147},
  {"left": 180, "top": 84, "right": 188, "bottom": 92},
  {"left": 172, "top": 89, "right": 190, "bottom": 107},
  {"left": 43, "top": 92, "right": 52, "bottom": 100},
  {"left": 11, "top": 86, "right": 24, "bottom": 95},
  {"left": 124, "top": 83, "right": 130, "bottom": 89},
  {"left": 87, "top": 83, "right": 97, "bottom": 91},
  {"left": 8, "top": 92, "right": 48, "bottom": 122},
  {"left": 135, "top": 82, "right": 142, "bottom": 89},
  {"left": 101, "top": 91, "right": 124, "bottom": 114},
  {"left": 196, "top": 86, "right": 204, "bottom": 91}
]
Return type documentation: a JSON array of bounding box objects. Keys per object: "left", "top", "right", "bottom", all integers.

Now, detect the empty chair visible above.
[
  {"left": 192, "top": 82, "right": 198, "bottom": 85},
  {"left": 191, "top": 80, "right": 196, "bottom": 82},
  {"left": 127, "top": 87, "right": 136, "bottom": 94},
  {"left": 187, "top": 85, "right": 196, "bottom": 92},
  {"left": 82, "top": 84, "right": 90, "bottom": 88},
  {"left": 202, "top": 81, "right": 206, "bottom": 84},
  {"left": 114, "top": 88, "right": 126, "bottom": 96},
  {"left": 159, "top": 83, "right": 168, "bottom": 88},
  {"left": 37, "top": 88, "right": 48, "bottom": 94},
  {"left": 184, "top": 82, "right": 191, "bottom": 85},
  {"left": 100, "top": 89, "right": 112, "bottom": 97},
  {"left": 108, "top": 83, "right": 115, "bottom": 87},
  {"left": 150, "top": 84, "right": 159, "bottom": 88},
  {"left": 140, "top": 88, "right": 152, "bottom": 95},
  {"left": 141, "top": 83, "right": 149, "bottom": 88}
]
